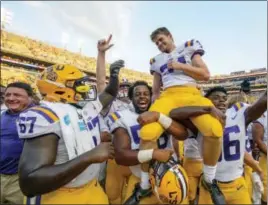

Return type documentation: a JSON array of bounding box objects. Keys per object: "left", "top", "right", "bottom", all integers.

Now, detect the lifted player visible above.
[{"left": 138, "top": 27, "right": 224, "bottom": 204}]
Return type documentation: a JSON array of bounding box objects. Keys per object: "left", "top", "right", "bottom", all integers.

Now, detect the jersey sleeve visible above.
[
  {"left": 149, "top": 56, "right": 159, "bottom": 75},
  {"left": 99, "top": 114, "right": 109, "bottom": 133},
  {"left": 107, "top": 111, "right": 126, "bottom": 133},
  {"left": 16, "top": 106, "right": 61, "bottom": 139},
  {"left": 255, "top": 114, "right": 265, "bottom": 127},
  {"left": 184, "top": 39, "right": 205, "bottom": 59}
]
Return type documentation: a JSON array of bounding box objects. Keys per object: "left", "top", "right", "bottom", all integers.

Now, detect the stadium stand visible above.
[{"left": 1, "top": 29, "right": 267, "bottom": 98}]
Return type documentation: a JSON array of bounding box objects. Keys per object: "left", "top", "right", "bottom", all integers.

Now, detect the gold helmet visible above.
[
  {"left": 37, "top": 64, "right": 97, "bottom": 103},
  {"left": 149, "top": 157, "right": 189, "bottom": 204}
]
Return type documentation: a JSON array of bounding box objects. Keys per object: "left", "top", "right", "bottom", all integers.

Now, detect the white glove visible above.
[{"left": 252, "top": 172, "right": 264, "bottom": 194}]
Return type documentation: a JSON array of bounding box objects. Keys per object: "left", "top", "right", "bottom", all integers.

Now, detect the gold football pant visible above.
[
  {"left": 243, "top": 164, "right": 253, "bottom": 200},
  {"left": 259, "top": 152, "right": 267, "bottom": 202},
  {"left": 183, "top": 157, "right": 203, "bottom": 202},
  {"left": 198, "top": 176, "right": 251, "bottom": 204},
  {"left": 105, "top": 159, "right": 131, "bottom": 204},
  {"left": 24, "top": 179, "right": 108, "bottom": 204},
  {"left": 140, "top": 86, "right": 223, "bottom": 141}
]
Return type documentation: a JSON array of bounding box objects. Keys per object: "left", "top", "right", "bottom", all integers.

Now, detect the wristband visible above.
[
  {"left": 137, "top": 149, "right": 154, "bottom": 163},
  {"left": 158, "top": 113, "right": 172, "bottom": 129}
]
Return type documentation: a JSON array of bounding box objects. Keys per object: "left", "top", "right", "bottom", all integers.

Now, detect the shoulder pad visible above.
[
  {"left": 27, "top": 105, "right": 59, "bottom": 123},
  {"left": 108, "top": 111, "right": 122, "bottom": 123}
]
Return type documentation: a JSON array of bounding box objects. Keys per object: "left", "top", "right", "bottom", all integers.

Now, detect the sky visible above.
[{"left": 1, "top": 1, "right": 267, "bottom": 75}]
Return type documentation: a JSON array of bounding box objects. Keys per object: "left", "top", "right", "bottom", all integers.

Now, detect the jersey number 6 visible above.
[{"left": 218, "top": 125, "right": 241, "bottom": 162}]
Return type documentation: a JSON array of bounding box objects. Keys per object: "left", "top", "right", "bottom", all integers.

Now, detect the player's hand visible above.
[
  {"left": 152, "top": 149, "right": 174, "bottom": 162},
  {"left": 209, "top": 106, "right": 226, "bottom": 127},
  {"left": 167, "top": 60, "right": 182, "bottom": 70},
  {"left": 100, "top": 131, "right": 112, "bottom": 142},
  {"left": 97, "top": 34, "right": 114, "bottom": 52},
  {"left": 137, "top": 111, "right": 160, "bottom": 126},
  {"left": 110, "top": 60, "right": 124, "bottom": 77},
  {"left": 89, "top": 142, "right": 114, "bottom": 163}
]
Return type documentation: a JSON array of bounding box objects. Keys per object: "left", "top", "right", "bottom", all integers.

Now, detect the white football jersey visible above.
[
  {"left": 108, "top": 109, "right": 174, "bottom": 178},
  {"left": 17, "top": 100, "right": 103, "bottom": 188},
  {"left": 184, "top": 130, "right": 202, "bottom": 160},
  {"left": 256, "top": 111, "right": 267, "bottom": 146},
  {"left": 215, "top": 104, "right": 248, "bottom": 182},
  {"left": 102, "top": 99, "right": 133, "bottom": 131},
  {"left": 150, "top": 39, "right": 204, "bottom": 90}
]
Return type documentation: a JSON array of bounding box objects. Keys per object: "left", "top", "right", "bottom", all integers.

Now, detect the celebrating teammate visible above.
[
  {"left": 139, "top": 27, "right": 225, "bottom": 204},
  {"left": 16, "top": 61, "right": 124, "bottom": 204},
  {"left": 108, "top": 80, "right": 189, "bottom": 205},
  {"left": 169, "top": 87, "right": 267, "bottom": 204}
]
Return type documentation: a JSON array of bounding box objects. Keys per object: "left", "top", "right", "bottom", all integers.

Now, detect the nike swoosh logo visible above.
[{"left": 232, "top": 114, "right": 238, "bottom": 120}]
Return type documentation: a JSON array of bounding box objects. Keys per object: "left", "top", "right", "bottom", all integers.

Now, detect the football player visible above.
[
  {"left": 16, "top": 61, "right": 124, "bottom": 204},
  {"left": 139, "top": 27, "right": 225, "bottom": 204},
  {"left": 109, "top": 80, "right": 189, "bottom": 205},
  {"left": 169, "top": 86, "right": 267, "bottom": 204},
  {"left": 252, "top": 111, "right": 267, "bottom": 205},
  {"left": 96, "top": 35, "right": 133, "bottom": 204}
]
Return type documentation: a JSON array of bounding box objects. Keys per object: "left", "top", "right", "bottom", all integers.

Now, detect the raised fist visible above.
[{"left": 110, "top": 60, "right": 124, "bottom": 78}]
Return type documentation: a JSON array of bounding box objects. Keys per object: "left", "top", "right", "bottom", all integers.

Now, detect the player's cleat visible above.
[
  {"left": 201, "top": 177, "right": 226, "bottom": 205},
  {"left": 123, "top": 183, "right": 152, "bottom": 205}
]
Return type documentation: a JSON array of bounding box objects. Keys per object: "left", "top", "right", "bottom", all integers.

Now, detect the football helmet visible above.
[
  {"left": 117, "top": 81, "right": 132, "bottom": 99},
  {"left": 37, "top": 64, "right": 97, "bottom": 103},
  {"left": 149, "top": 157, "right": 188, "bottom": 204}
]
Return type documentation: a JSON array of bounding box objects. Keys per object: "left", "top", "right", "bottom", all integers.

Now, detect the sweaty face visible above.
[
  {"left": 4, "top": 87, "right": 32, "bottom": 113},
  {"left": 208, "top": 91, "right": 228, "bottom": 113},
  {"left": 153, "top": 34, "right": 173, "bottom": 53},
  {"left": 132, "top": 85, "right": 151, "bottom": 113}
]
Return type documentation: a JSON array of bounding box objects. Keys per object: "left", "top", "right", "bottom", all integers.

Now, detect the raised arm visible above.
[
  {"left": 98, "top": 60, "right": 124, "bottom": 109},
  {"left": 96, "top": 35, "right": 114, "bottom": 93},
  {"left": 245, "top": 91, "right": 267, "bottom": 126},
  {"left": 19, "top": 134, "right": 114, "bottom": 196}
]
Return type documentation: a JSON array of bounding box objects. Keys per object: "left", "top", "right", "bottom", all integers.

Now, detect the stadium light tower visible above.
[{"left": 1, "top": 8, "right": 13, "bottom": 30}]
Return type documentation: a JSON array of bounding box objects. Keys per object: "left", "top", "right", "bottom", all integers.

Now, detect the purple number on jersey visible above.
[
  {"left": 130, "top": 124, "right": 168, "bottom": 148},
  {"left": 87, "top": 116, "right": 100, "bottom": 147},
  {"left": 218, "top": 125, "right": 241, "bottom": 162},
  {"left": 18, "top": 116, "right": 37, "bottom": 134},
  {"left": 160, "top": 56, "right": 186, "bottom": 74}
]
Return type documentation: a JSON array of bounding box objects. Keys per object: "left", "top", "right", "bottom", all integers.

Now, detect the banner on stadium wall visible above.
[{"left": 1, "top": 58, "right": 45, "bottom": 70}]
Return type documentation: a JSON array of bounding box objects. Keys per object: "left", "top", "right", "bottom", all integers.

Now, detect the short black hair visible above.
[
  {"left": 128, "top": 80, "right": 152, "bottom": 100},
  {"left": 150, "top": 27, "right": 172, "bottom": 41},
  {"left": 205, "top": 86, "right": 227, "bottom": 98},
  {"left": 6, "top": 82, "right": 34, "bottom": 97}
]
